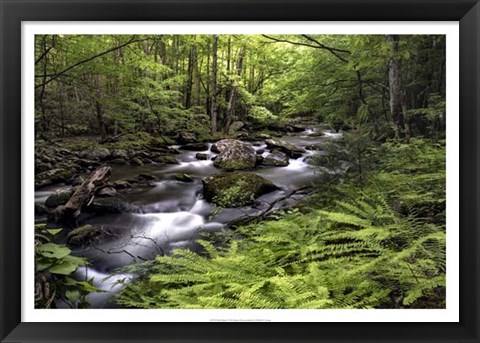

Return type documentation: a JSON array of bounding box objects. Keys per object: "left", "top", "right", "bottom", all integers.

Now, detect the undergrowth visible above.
[{"left": 114, "top": 138, "right": 446, "bottom": 309}]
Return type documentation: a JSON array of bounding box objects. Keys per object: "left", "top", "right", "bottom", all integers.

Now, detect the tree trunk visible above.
[
  {"left": 185, "top": 41, "right": 196, "bottom": 109},
  {"left": 210, "top": 35, "right": 218, "bottom": 133},
  {"left": 386, "top": 35, "right": 405, "bottom": 140},
  {"left": 58, "top": 166, "right": 112, "bottom": 220},
  {"left": 224, "top": 45, "right": 246, "bottom": 134}
]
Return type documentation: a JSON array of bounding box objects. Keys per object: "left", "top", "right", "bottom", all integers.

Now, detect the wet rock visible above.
[
  {"left": 181, "top": 143, "right": 208, "bottom": 151},
  {"left": 110, "top": 149, "right": 129, "bottom": 159},
  {"left": 265, "top": 139, "right": 305, "bottom": 158},
  {"left": 130, "top": 157, "right": 144, "bottom": 166},
  {"left": 211, "top": 139, "right": 257, "bottom": 171},
  {"left": 75, "top": 158, "right": 101, "bottom": 168},
  {"left": 137, "top": 173, "right": 158, "bottom": 181},
  {"left": 67, "top": 225, "right": 102, "bottom": 247},
  {"left": 113, "top": 180, "right": 132, "bottom": 189},
  {"left": 88, "top": 198, "right": 139, "bottom": 214},
  {"left": 152, "top": 155, "right": 179, "bottom": 164},
  {"left": 262, "top": 150, "right": 289, "bottom": 167},
  {"left": 195, "top": 152, "right": 208, "bottom": 160},
  {"left": 109, "top": 158, "right": 127, "bottom": 165},
  {"left": 79, "top": 148, "right": 111, "bottom": 161},
  {"left": 175, "top": 173, "right": 194, "bottom": 182},
  {"left": 256, "top": 149, "right": 265, "bottom": 155},
  {"left": 45, "top": 188, "right": 75, "bottom": 208},
  {"left": 35, "top": 203, "right": 49, "bottom": 216},
  {"left": 229, "top": 121, "right": 245, "bottom": 132},
  {"left": 307, "top": 131, "right": 324, "bottom": 137},
  {"left": 175, "top": 131, "right": 197, "bottom": 144},
  {"left": 35, "top": 169, "right": 74, "bottom": 189},
  {"left": 202, "top": 172, "right": 278, "bottom": 207},
  {"left": 96, "top": 186, "right": 119, "bottom": 197}
]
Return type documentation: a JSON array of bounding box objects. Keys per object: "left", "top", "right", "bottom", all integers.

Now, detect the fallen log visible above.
[{"left": 58, "top": 166, "right": 112, "bottom": 219}]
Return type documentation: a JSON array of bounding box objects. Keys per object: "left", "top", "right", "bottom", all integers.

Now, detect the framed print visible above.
[{"left": 1, "top": 0, "right": 479, "bottom": 342}]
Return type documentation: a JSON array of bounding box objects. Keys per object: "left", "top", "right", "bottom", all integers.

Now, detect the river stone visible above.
[
  {"left": 202, "top": 172, "right": 278, "bottom": 207},
  {"left": 265, "top": 139, "right": 305, "bottom": 158},
  {"left": 195, "top": 152, "right": 208, "bottom": 160},
  {"left": 137, "top": 173, "right": 158, "bottom": 181},
  {"left": 262, "top": 150, "right": 290, "bottom": 167},
  {"left": 131, "top": 157, "right": 144, "bottom": 166},
  {"left": 35, "top": 169, "right": 74, "bottom": 189},
  {"left": 45, "top": 188, "right": 74, "bottom": 208},
  {"left": 175, "top": 131, "right": 197, "bottom": 144},
  {"left": 96, "top": 186, "right": 119, "bottom": 197},
  {"left": 152, "top": 155, "right": 179, "bottom": 164},
  {"left": 308, "top": 131, "right": 325, "bottom": 137},
  {"left": 181, "top": 143, "right": 208, "bottom": 151},
  {"left": 88, "top": 198, "right": 139, "bottom": 214},
  {"left": 110, "top": 149, "right": 129, "bottom": 159},
  {"left": 229, "top": 121, "right": 245, "bottom": 132},
  {"left": 175, "top": 173, "right": 194, "bottom": 182},
  {"left": 211, "top": 139, "right": 257, "bottom": 171},
  {"left": 67, "top": 225, "right": 102, "bottom": 247},
  {"left": 113, "top": 180, "right": 132, "bottom": 189},
  {"left": 80, "top": 148, "right": 111, "bottom": 161}
]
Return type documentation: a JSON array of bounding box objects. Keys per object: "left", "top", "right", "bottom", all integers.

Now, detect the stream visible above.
[{"left": 34, "top": 128, "right": 342, "bottom": 308}]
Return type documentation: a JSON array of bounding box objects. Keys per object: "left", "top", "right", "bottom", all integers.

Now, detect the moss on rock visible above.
[{"left": 202, "top": 172, "right": 278, "bottom": 207}]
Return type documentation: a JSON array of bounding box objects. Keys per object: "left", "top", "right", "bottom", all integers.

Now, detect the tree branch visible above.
[{"left": 35, "top": 36, "right": 145, "bottom": 89}]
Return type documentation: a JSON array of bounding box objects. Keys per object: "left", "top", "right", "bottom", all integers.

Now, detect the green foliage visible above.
[
  {"left": 35, "top": 224, "right": 101, "bottom": 308},
  {"left": 115, "top": 138, "right": 445, "bottom": 309}
]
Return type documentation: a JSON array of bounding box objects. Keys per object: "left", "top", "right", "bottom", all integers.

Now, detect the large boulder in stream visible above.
[
  {"left": 265, "top": 139, "right": 305, "bottom": 158},
  {"left": 211, "top": 139, "right": 257, "bottom": 170},
  {"left": 202, "top": 172, "right": 278, "bottom": 207},
  {"left": 262, "top": 150, "right": 289, "bottom": 167}
]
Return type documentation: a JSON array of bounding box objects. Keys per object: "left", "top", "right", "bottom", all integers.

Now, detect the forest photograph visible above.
[{"left": 34, "top": 33, "right": 447, "bottom": 310}]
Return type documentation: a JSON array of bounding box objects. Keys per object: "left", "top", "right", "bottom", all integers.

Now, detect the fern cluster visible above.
[{"left": 115, "top": 138, "right": 446, "bottom": 309}]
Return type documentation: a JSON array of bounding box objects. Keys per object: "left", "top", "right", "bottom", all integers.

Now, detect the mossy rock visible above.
[
  {"left": 152, "top": 155, "right": 179, "bottom": 164},
  {"left": 45, "top": 188, "right": 74, "bottom": 208},
  {"left": 113, "top": 180, "right": 132, "bottom": 189},
  {"left": 67, "top": 225, "right": 101, "bottom": 247},
  {"left": 262, "top": 150, "right": 290, "bottom": 167},
  {"left": 131, "top": 157, "right": 144, "bottom": 166},
  {"left": 211, "top": 139, "right": 257, "bottom": 171},
  {"left": 202, "top": 172, "right": 278, "bottom": 207},
  {"left": 35, "top": 169, "right": 74, "bottom": 189},
  {"left": 175, "top": 173, "right": 194, "bottom": 182}
]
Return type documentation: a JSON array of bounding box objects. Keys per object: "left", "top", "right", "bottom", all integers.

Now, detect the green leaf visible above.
[
  {"left": 49, "top": 261, "right": 77, "bottom": 275},
  {"left": 65, "top": 288, "right": 81, "bottom": 303},
  {"left": 46, "top": 229, "right": 63, "bottom": 236},
  {"left": 37, "top": 259, "right": 53, "bottom": 271},
  {"left": 37, "top": 243, "right": 71, "bottom": 259}
]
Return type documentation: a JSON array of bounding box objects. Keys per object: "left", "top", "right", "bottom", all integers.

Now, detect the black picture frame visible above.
[{"left": 1, "top": 0, "right": 479, "bottom": 342}]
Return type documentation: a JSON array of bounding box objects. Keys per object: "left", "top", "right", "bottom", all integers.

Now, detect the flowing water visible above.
[{"left": 35, "top": 128, "right": 342, "bottom": 308}]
